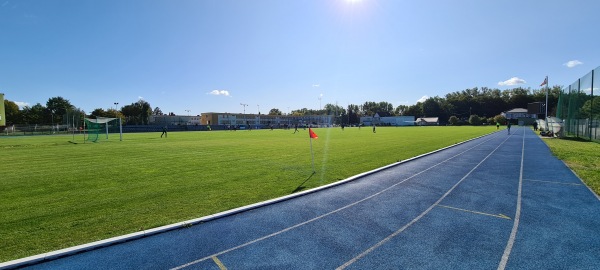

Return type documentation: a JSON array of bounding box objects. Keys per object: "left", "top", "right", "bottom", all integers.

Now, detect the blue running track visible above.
[{"left": 3, "top": 127, "right": 600, "bottom": 269}]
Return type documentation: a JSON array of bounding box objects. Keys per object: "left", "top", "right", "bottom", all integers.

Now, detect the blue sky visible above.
[{"left": 1, "top": 0, "right": 598, "bottom": 115}]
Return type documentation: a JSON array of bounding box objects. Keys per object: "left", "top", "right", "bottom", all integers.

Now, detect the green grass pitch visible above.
[{"left": 0, "top": 126, "right": 496, "bottom": 262}]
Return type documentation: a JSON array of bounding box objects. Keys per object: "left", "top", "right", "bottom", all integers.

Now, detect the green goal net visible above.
[{"left": 84, "top": 117, "right": 122, "bottom": 142}]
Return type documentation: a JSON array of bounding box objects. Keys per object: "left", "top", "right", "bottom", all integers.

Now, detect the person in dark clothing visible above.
[{"left": 161, "top": 126, "right": 167, "bottom": 138}]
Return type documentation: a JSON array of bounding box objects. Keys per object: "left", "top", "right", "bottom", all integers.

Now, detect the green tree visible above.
[
  {"left": 404, "top": 103, "right": 423, "bottom": 117},
  {"left": 469, "top": 115, "right": 482, "bottom": 126},
  {"left": 121, "top": 100, "right": 152, "bottom": 125},
  {"left": 494, "top": 114, "right": 507, "bottom": 125},
  {"left": 448, "top": 116, "right": 459, "bottom": 125},
  {"left": 422, "top": 98, "right": 441, "bottom": 117},
  {"left": 361, "top": 101, "right": 394, "bottom": 116},
  {"left": 347, "top": 104, "right": 360, "bottom": 124},
  {"left": 268, "top": 108, "right": 282, "bottom": 115},
  {"left": 395, "top": 105, "right": 408, "bottom": 116},
  {"left": 21, "top": 103, "right": 46, "bottom": 124},
  {"left": 4, "top": 99, "right": 20, "bottom": 125},
  {"left": 90, "top": 108, "right": 108, "bottom": 118},
  {"left": 581, "top": 96, "right": 600, "bottom": 119},
  {"left": 46, "top": 97, "right": 74, "bottom": 124}
]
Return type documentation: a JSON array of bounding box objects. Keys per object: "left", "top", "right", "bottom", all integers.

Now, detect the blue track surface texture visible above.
[{"left": 9, "top": 127, "right": 600, "bottom": 269}]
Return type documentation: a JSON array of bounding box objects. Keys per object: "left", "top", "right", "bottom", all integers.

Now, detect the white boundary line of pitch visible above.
[{"left": 0, "top": 131, "right": 500, "bottom": 270}]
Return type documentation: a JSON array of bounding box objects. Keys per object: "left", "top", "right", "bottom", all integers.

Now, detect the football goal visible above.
[{"left": 84, "top": 117, "right": 123, "bottom": 142}]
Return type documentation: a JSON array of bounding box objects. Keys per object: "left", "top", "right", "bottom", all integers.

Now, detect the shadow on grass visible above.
[{"left": 291, "top": 172, "right": 316, "bottom": 194}]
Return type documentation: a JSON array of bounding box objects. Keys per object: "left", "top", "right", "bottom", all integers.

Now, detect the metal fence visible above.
[
  {"left": 557, "top": 66, "right": 599, "bottom": 141},
  {"left": 1, "top": 124, "right": 73, "bottom": 136}
]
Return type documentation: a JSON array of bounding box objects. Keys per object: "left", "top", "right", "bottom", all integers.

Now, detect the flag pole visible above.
[
  {"left": 308, "top": 128, "right": 318, "bottom": 173},
  {"left": 545, "top": 76, "right": 549, "bottom": 132},
  {"left": 310, "top": 136, "right": 315, "bottom": 173}
]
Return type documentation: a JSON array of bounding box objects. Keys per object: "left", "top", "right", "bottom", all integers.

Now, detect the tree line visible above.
[
  {"left": 2, "top": 97, "right": 157, "bottom": 126},
  {"left": 269, "top": 86, "right": 562, "bottom": 125},
  {"left": 3, "top": 85, "right": 561, "bottom": 126}
]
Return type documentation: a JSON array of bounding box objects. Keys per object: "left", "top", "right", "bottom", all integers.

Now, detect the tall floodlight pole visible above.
[
  {"left": 318, "top": 94, "right": 322, "bottom": 111},
  {"left": 241, "top": 103, "right": 248, "bottom": 128},
  {"left": 114, "top": 102, "right": 119, "bottom": 111},
  {"left": 50, "top": 109, "right": 55, "bottom": 134}
]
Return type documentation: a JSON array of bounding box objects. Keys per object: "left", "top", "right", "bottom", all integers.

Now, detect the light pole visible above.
[
  {"left": 240, "top": 103, "right": 248, "bottom": 128},
  {"left": 50, "top": 109, "right": 55, "bottom": 134},
  {"left": 318, "top": 94, "right": 322, "bottom": 111},
  {"left": 114, "top": 102, "right": 119, "bottom": 111},
  {"left": 185, "top": 109, "right": 190, "bottom": 116}
]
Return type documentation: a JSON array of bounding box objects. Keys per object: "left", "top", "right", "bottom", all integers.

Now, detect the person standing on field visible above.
[
  {"left": 161, "top": 126, "right": 167, "bottom": 138},
  {"left": 496, "top": 122, "right": 500, "bottom": 130}
]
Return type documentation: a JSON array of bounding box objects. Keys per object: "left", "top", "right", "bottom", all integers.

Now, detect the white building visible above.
[
  {"left": 149, "top": 115, "right": 202, "bottom": 126},
  {"left": 502, "top": 108, "right": 537, "bottom": 120},
  {"left": 361, "top": 113, "right": 415, "bottom": 126}
]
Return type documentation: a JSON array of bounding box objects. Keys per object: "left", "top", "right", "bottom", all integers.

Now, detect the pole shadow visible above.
[{"left": 291, "top": 172, "right": 316, "bottom": 194}]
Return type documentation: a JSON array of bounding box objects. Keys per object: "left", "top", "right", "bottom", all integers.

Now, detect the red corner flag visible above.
[
  {"left": 309, "top": 128, "right": 318, "bottom": 139},
  {"left": 540, "top": 76, "right": 548, "bottom": 87}
]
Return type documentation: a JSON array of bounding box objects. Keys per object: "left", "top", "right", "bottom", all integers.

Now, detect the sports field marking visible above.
[
  {"left": 169, "top": 133, "right": 501, "bottom": 269},
  {"left": 437, "top": 204, "right": 511, "bottom": 220},
  {"left": 524, "top": 179, "right": 583, "bottom": 186},
  {"left": 211, "top": 256, "right": 227, "bottom": 270},
  {"left": 497, "top": 128, "right": 525, "bottom": 270},
  {"left": 337, "top": 133, "right": 512, "bottom": 270}
]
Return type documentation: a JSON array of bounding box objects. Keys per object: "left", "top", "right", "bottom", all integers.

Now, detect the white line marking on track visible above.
[
  {"left": 337, "top": 133, "right": 512, "bottom": 269},
  {"left": 524, "top": 179, "right": 583, "bottom": 186},
  {"left": 497, "top": 127, "right": 525, "bottom": 270},
  {"left": 170, "top": 133, "right": 502, "bottom": 270},
  {"left": 437, "top": 204, "right": 511, "bottom": 220}
]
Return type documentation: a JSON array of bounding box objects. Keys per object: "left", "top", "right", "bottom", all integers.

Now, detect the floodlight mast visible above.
[{"left": 240, "top": 103, "right": 248, "bottom": 128}]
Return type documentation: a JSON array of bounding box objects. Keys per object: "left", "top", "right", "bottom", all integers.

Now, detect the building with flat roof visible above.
[
  {"left": 200, "top": 112, "right": 334, "bottom": 128},
  {"left": 149, "top": 115, "right": 201, "bottom": 126}
]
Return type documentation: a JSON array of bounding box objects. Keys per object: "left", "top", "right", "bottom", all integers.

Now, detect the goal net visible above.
[{"left": 84, "top": 117, "right": 122, "bottom": 142}]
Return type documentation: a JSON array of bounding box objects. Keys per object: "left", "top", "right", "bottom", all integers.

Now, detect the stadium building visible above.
[{"left": 200, "top": 112, "right": 334, "bottom": 128}]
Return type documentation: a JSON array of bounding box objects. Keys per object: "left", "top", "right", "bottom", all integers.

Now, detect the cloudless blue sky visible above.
[{"left": 1, "top": 0, "right": 599, "bottom": 115}]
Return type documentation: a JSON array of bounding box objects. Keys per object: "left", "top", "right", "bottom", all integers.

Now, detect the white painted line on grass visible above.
[{"left": 0, "top": 132, "right": 497, "bottom": 270}]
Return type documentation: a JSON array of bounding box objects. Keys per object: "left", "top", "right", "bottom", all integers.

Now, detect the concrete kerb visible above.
[{"left": 0, "top": 132, "right": 496, "bottom": 270}]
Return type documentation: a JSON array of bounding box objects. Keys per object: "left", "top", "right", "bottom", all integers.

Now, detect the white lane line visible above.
[
  {"left": 497, "top": 126, "right": 525, "bottom": 270},
  {"left": 524, "top": 179, "right": 583, "bottom": 186},
  {"left": 337, "top": 134, "right": 511, "bottom": 270},
  {"left": 437, "top": 204, "right": 511, "bottom": 220},
  {"left": 170, "top": 134, "right": 502, "bottom": 270}
]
